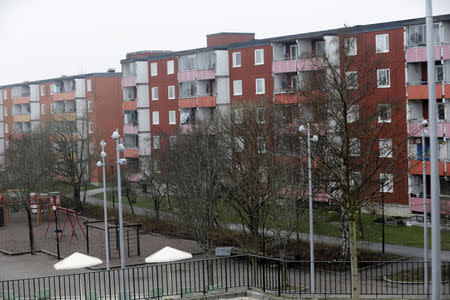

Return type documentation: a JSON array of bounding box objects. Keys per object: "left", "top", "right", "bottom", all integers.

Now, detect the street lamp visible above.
[
  {"left": 109, "top": 164, "right": 115, "bottom": 209},
  {"left": 299, "top": 123, "right": 318, "bottom": 295},
  {"left": 111, "top": 129, "right": 127, "bottom": 299},
  {"left": 96, "top": 140, "right": 110, "bottom": 271},
  {"left": 421, "top": 119, "right": 429, "bottom": 295}
]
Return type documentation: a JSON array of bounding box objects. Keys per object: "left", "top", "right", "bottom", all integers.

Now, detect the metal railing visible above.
[{"left": 1, "top": 255, "right": 449, "bottom": 299}]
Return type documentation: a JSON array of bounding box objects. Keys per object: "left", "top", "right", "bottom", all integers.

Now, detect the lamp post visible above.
[
  {"left": 111, "top": 129, "right": 127, "bottom": 299},
  {"left": 110, "top": 164, "right": 115, "bottom": 209},
  {"left": 96, "top": 140, "right": 110, "bottom": 271},
  {"left": 422, "top": 119, "right": 429, "bottom": 295},
  {"left": 299, "top": 123, "right": 318, "bottom": 295}
]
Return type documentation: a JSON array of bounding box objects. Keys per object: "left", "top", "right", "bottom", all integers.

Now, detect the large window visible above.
[
  {"left": 233, "top": 80, "right": 242, "bottom": 96},
  {"left": 316, "top": 41, "right": 325, "bottom": 56},
  {"left": 169, "top": 110, "right": 176, "bottom": 125},
  {"left": 254, "top": 49, "right": 264, "bottom": 65},
  {"left": 40, "top": 85, "right": 46, "bottom": 96},
  {"left": 232, "top": 52, "right": 241, "bottom": 68},
  {"left": 257, "top": 137, "right": 267, "bottom": 153},
  {"left": 346, "top": 71, "right": 358, "bottom": 89},
  {"left": 167, "top": 60, "right": 174, "bottom": 74},
  {"left": 379, "top": 139, "right": 393, "bottom": 158},
  {"left": 151, "top": 87, "right": 159, "bottom": 100},
  {"left": 234, "top": 137, "right": 244, "bottom": 152},
  {"left": 87, "top": 79, "right": 92, "bottom": 92},
  {"left": 153, "top": 135, "right": 160, "bottom": 149},
  {"left": 256, "top": 108, "right": 266, "bottom": 124},
  {"left": 234, "top": 108, "right": 243, "bottom": 124},
  {"left": 345, "top": 38, "right": 357, "bottom": 56},
  {"left": 349, "top": 138, "right": 360, "bottom": 157},
  {"left": 379, "top": 173, "right": 393, "bottom": 193},
  {"left": 151, "top": 62, "right": 158, "bottom": 76},
  {"left": 256, "top": 78, "right": 265, "bottom": 95},
  {"left": 375, "top": 34, "right": 389, "bottom": 53},
  {"left": 347, "top": 104, "right": 359, "bottom": 123},
  {"left": 378, "top": 104, "right": 391, "bottom": 123},
  {"left": 41, "top": 104, "right": 46, "bottom": 115},
  {"left": 152, "top": 111, "right": 159, "bottom": 125},
  {"left": 168, "top": 86, "right": 175, "bottom": 99},
  {"left": 377, "top": 69, "right": 390, "bottom": 88}
]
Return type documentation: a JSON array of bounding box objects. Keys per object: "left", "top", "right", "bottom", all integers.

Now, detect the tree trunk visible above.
[
  {"left": 357, "top": 209, "right": 364, "bottom": 239},
  {"left": 340, "top": 208, "right": 350, "bottom": 260},
  {"left": 348, "top": 217, "right": 360, "bottom": 300},
  {"left": 25, "top": 206, "right": 36, "bottom": 255},
  {"left": 73, "top": 185, "right": 82, "bottom": 210},
  {"left": 125, "top": 190, "right": 135, "bottom": 215}
]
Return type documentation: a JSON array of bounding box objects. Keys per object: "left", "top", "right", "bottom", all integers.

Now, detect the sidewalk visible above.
[{"left": 85, "top": 188, "right": 450, "bottom": 260}]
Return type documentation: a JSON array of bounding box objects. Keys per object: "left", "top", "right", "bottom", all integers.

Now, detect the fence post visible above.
[
  {"left": 247, "top": 257, "right": 250, "bottom": 289},
  {"left": 136, "top": 225, "right": 141, "bottom": 256},
  {"left": 277, "top": 260, "right": 281, "bottom": 296},
  {"left": 202, "top": 260, "right": 206, "bottom": 295},
  {"left": 180, "top": 263, "right": 183, "bottom": 298},
  {"left": 262, "top": 258, "right": 266, "bottom": 293},
  {"left": 225, "top": 258, "right": 228, "bottom": 292},
  {"left": 86, "top": 225, "right": 89, "bottom": 254}
]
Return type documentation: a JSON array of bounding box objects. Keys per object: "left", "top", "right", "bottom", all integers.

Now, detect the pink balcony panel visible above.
[
  {"left": 122, "top": 76, "right": 136, "bottom": 87},
  {"left": 12, "top": 96, "right": 30, "bottom": 104},
  {"left": 442, "top": 44, "right": 450, "bottom": 60},
  {"left": 297, "top": 57, "right": 322, "bottom": 71},
  {"left": 122, "top": 101, "right": 137, "bottom": 111},
  {"left": 406, "top": 46, "right": 440, "bottom": 63},
  {"left": 178, "top": 98, "right": 196, "bottom": 108},
  {"left": 274, "top": 93, "right": 298, "bottom": 104},
  {"left": 408, "top": 121, "right": 421, "bottom": 137},
  {"left": 124, "top": 148, "right": 139, "bottom": 158},
  {"left": 197, "top": 69, "right": 215, "bottom": 80},
  {"left": 180, "top": 124, "right": 193, "bottom": 134},
  {"left": 53, "top": 92, "right": 75, "bottom": 101},
  {"left": 123, "top": 125, "right": 138, "bottom": 134},
  {"left": 410, "top": 197, "right": 450, "bottom": 215},
  {"left": 198, "top": 96, "right": 216, "bottom": 107},
  {"left": 178, "top": 71, "right": 196, "bottom": 82},
  {"left": 272, "top": 60, "right": 297, "bottom": 73}
]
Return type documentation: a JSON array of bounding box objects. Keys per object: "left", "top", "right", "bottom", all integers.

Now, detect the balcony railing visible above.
[
  {"left": 410, "top": 160, "right": 449, "bottom": 176},
  {"left": 407, "top": 82, "right": 448, "bottom": 99},
  {"left": 53, "top": 91, "right": 75, "bottom": 101}
]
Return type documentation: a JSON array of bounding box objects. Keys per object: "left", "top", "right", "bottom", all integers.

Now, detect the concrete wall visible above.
[
  {"left": 215, "top": 50, "right": 229, "bottom": 76},
  {"left": 136, "top": 61, "right": 149, "bottom": 84},
  {"left": 216, "top": 77, "right": 230, "bottom": 105}
]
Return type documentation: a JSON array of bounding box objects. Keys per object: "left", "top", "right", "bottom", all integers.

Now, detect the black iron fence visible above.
[{"left": 1, "top": 255, "right": 450, "bottom": 299}]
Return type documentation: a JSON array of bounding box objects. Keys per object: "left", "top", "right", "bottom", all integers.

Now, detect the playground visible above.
[{"left": 0, "top": 192, "right": 201, "bottom": 273}]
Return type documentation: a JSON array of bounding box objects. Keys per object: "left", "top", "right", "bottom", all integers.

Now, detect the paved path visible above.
[{"left": 85, "top": 188, "right": 450, "bottom": 261}]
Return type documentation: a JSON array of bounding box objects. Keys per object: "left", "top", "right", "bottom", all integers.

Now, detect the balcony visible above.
[
  {"left": 13, "top": 115, "right": 30, "bottom": 123},
  {"left": 180, "top": 124, "right": 193, "bottom": 134},
  {"left": 53, "top": 91, "right": 75, "bottom": 101},
  {"left": 178, "top": 70, "right": 215, "bottom": 82},
  {"left": 122, "top": 101, "right": 137, "bottom": 111},
  {"left": 122, "top": 76, "right": 136, "bottom": 87},
  {"left": 124, "top": 148, "right": 139, "bottom": 158},
  {"left": 53, "top": 113, "right": 76, "bottom": 121},
  {"left": 274, "top": 91, "right": 299, "bottom": 104},
  {"left": 197, "top": 96, "right": 216, "bottom": 107},
  {"left": 410, "top": 160, "right": 449, "bottom": 176},
  {"left": 272, "top": 60, "right": 297, "bottom": 74},
  {"left": 12, "top": 96, "right": 30, "bottom": 105},
  {"left": 407, "top": 83, "right": 443, "bottom": 100},
  {"left": 178, "top": 98, "right": 196, "bottom": 108},
  {"left": 444, "top": 44, "right": 450, "bottom": 59},
  {"left": 124, "top": 124, "right": 138, "bottom": 134},
  {"left": 406, "top": 45, "right": 441, "bottom": 63},
  {"left": 410, "top": 196, "right": 450, "bottom": 215},
  {"left": 409, "top": 121, "right": 449, "bottom": 137},
  {"left": 272, "top": 58, "right": 323, "bottom": 74}
]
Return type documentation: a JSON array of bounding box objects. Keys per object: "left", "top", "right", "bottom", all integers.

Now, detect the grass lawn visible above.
[
  {"left": 92, "top": 192, "right": 173, "bottom": 212},
  {"left": 92, "top": 192, "right": 450, "bottom": 250}
]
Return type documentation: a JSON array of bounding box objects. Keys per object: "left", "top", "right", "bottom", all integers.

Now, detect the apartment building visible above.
[{"left": 0, "top": 71, "right": 123, "bottom": 183}]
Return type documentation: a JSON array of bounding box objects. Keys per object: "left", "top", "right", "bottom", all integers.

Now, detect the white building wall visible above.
[
  {"left": 215, "top": 50, "right": 229, "bottom": 76},
  {"left": 75, "top": 78, "right": 86, "bottom": 98},
  {"left": 136, "top": 61, "right": 149, "bottom": 84},
  {"left": 138, "top": 132, "right": 151, "bottom": 156},
  {"left": 215, "top": 77, "right": 230, "bottom": 105},
  {"left": 29, "top": 84, "right": 40, "bottom": 130},
  {"left": 0, "top": 123, "right": 3, "bottom": 139},
  {"left": 272, "top": 44, "right": 284, "bottom": 61},
  {"left": 136, "top": 85, "right": 149, "bottom": 108},
  {"left": 137, "top": 109, "right": 150, "bottom": 132},
  {"left": 297, "top": 39, "right": 312, "bottom": 57},
  {"left": 407, "top": 64, "right": 422, "bottom": 84},
  {"left": 324, "top": 35, "right": 340, "bottom": 67}
]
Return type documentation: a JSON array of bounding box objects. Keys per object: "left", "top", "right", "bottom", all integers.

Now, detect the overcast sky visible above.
[{"left": 1, "top": 0, "right": 450, "bottom": 85}]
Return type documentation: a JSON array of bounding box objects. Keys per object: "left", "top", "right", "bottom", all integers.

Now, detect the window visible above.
[
  {"left": 51, "top": 103, "right": 55, "bottom": 114},
  {"left": 256, "top": 108, "right": 266, "bottom": 124},
  {"left": 316, "top": 41, "right": 325, "bottom": 56},
  {"left": 234, "top": 108, "right": 243, "bottom": 124},
  {"left": 378, "top": 104, "right": 391, "bottom": 123},
  {"left": 154, "top": 160, "right": 161, "bottom": 173},
  {"left": 3, "top": 90, "right": 7, "bottom": 100},
  {"left": 375, "top": 34, "right": 389, "bottom": 53},
  {"left": 349, "top": 138, "right": 360, "bottom": 157},
  {"left": 152, "top": 111, "right": 159, "bottom": 125},
  {"left": 232, "top": 52, "right": 241, "bottom": 67},
  {"left": 256, "top": 78, "right": 265, "bottom": 95},
  {"left": 89, "top": 143, "right": 94, "bottom": 155},
  {"left": 5, "top": 124, "right": 8, "bottom": 133},
  {"left": 151, "top": 87, "right": 158, "bottom": 100},
  {"left": 379, "top": 139, "right": 393, "bottom": 158},
  {"left": 233, "top": 80, "right": 242, "bottom": 96},
  {"left": 87, "top": 79, "right": 92, "bottom": 92},
  {"left": 41, "top": 104, "right": 46, "bottom": 115},
  {"left": 380, "top": 173, "right": 393, "bottom": 193},
  {"left": 4, "top": 107, "right": 7, "bottom": 116},
  {"left": 167, "top": 60, "right": 174, "bottom": 75},
  {"left": 347, "top": 104, "right": 359, "bottom": 123},
  {"left": 40, "top": 85, "right": 46, "bottom": 96},
  {"left": 436, "top": 65, "right": 443, "bottom": 82},
  {"left": 169, "top": 110, "right": 176, "bottom": 125},
  {"left": 254, "top": 49, "right": 264, "bottom": 65},
  {"left": 377, "top": 69, "right": 390, "bottom": 88},
  {"left": 168, "top": 85, "right": 175, "bottom": 99},
  {"left": 351, "top": 172, "right": 361, "bottom": 189},
  {"left": 346, "top": 71, "right": 358, "bottom": 89},
  {"left": 153, "top": 135, "right": 160, "bottom": 149},
  {"left": 88, "top": 101, "right": 92, "bottom": 112},
  {"left": 290, "top": 44, "right": 297, "bottom": 60},
  {"left": 235, "top": 137, "right": 244, "bottom": 152},
  {"left": 151, "top": 62, "right": 157, "bottom": 76},
  {"left": 257, "top": 137, "right": 267, "bottom": 153},
  {"left": 169, "top": 136, "right": 177, "bottom": 148},
  {"left": 345, "top": 38, "right": 357, "bottom": 56},
  {"left": 5, "top": 141, "right": 9, "bottom": 149},
  {"left": 88, "top": 122, "right": 93, "bottom": 134},
  {"left": 438, "top": 102, "right": 445, "bottom": 121}
]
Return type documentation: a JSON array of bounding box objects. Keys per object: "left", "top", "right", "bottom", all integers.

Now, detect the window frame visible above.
[
  {"left": 379, "top": 138, "right": 393, "bottom": 158},
  {"left": 255, "top": 78, "right": 265, "bottom": 95},
  {"left": 234, "top": 108, "right": 243, "bottom": 124},
  {"left": 152, "top": 111, "right": 159, "bottom": 125},
  {"left": 41, "top": 104, "right": 46, "bottom": 115},
  {"left": 378, "top": 104, "right": 392, "bottom": 123},
  {"left": 168, "top": 85, "right": 175, "bottom": 100},
  {"left": 153, "top": 135, "right": 160, "bottom": 149},
  {"left": 4, "top": 107, "right": 7, "bottom": 116},
  {"left": 88, "top": 101, "right": 93, "bottom": 113},
  {"left": 346, "top": 71, "right": 358, "bottom": 89},
  {"left": 151, "top": 87, "right": 159, "bottom": 100},
  {"left": 233, "top": 80, "right": 242, "bottom": 96},
  {"left": 375, "top": 34, "right": 389, "bottom": 53},
  {"left": 5, "top": 124, "right": 8, "bottom": 133},
  {"left": 88, "top": 121, "right": 93, "bottom": 134},
  {"left": 379, "top": 173, "right": 394, "bottom": 193},
  {"left": 377, "top": 69, "right": 390, "bottom": 88},
  {"left": 254, "top": 49, "right": 264, "bottom": 65},
  {"left": 151, "top": 62, "right": 158, "bottom": 77},
  {"left": 256, "top": 108, "right": 266, "bottom": 124},
  {"left": 257, "top": 137, "right": 267, "bottom": 153},
  {"left": 169, "top": 110, "right": 176, "bottom": 125},
  {"left": 349, "top": 138, "right": 360, "bottom": 157},
  {"left": 345, "top": 37, "right": 357, "bottom": 56},
  {"left": 234, "top": 136, "right": 244, "bottom": 152},
  {"left": 232, "top": 52, "right": 241, "bottom": 68},
  {"left": 40, "top": 85, "right": 46, "bottom": 96},
  {"left": 87, "top": 79, "right": 92, "bottom": 92},
  {"left": 167, "top": 60, "right": 174, "bottom": 75}
]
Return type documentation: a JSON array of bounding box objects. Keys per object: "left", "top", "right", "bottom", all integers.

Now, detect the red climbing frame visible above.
[{"left": 44, "top": 206, "right": 86, "bottom": 246}]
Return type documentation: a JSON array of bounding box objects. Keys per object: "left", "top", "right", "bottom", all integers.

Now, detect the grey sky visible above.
[{"left": 1, "top": 0, "right": 449, "bottom": 85}]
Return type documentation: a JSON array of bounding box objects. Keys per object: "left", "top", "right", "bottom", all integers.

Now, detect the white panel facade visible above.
[
  {"left": 0, "top": 89, "right": 3, "bottom": 105},
  {"left": 444, "top": 61, "right": 450, "bottom": 83},
  {"left": 0, "top": 123, "right": 3, "bottom": 138},
  {"left": 75, "top": 78, "right": 86, "bottom": 98},
  {"left": 324, "top": 36, "right": 340, "bottom": 67},
  {"left": 138, "top": 132, "right": 151, "bottom": 156},
  {"left": 216, "top": 77, "right": 230, "bottom": 105},
  {"left": 297, "top": 39, "right": 312, "bottom": 57},
  {"left": 136, "top": 61, "right": 149, "bottom": 84},
  {"left": 137, "top": 109, "right": 150, "bottom": 132},
  {"left": 215, "top": 50, "right": 229, "bottom": 76},
  {"left": 136, "top": 85, "right": 149, "bottom": 108},
  {"left": 29, "top": 84, "right": 39, "bottom": 103},
  {"left": 31, "top": 121, "right": 40, "bottom": 131},
  {"left": 272, "top": 44, "right": 284, "bottom": 61},
  {"left": 407, "top": 64, "right": 422, "bottom": 84},
  {"left": 76, "top": 99, "right": 87, "bottom": 118},
  {"left": 30, "top": 102, "right": 40, "bottom": 121}
]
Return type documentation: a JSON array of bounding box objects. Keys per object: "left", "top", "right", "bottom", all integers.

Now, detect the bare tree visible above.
[
  {"left": 3, "top": 129, "right": 55, "bottom": 254},
  {"left": 300, "top": 32, "right": 408, "bottom": 299},
  {"left": 141, "top": 155, "right": 167, "bottom": 220}
]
